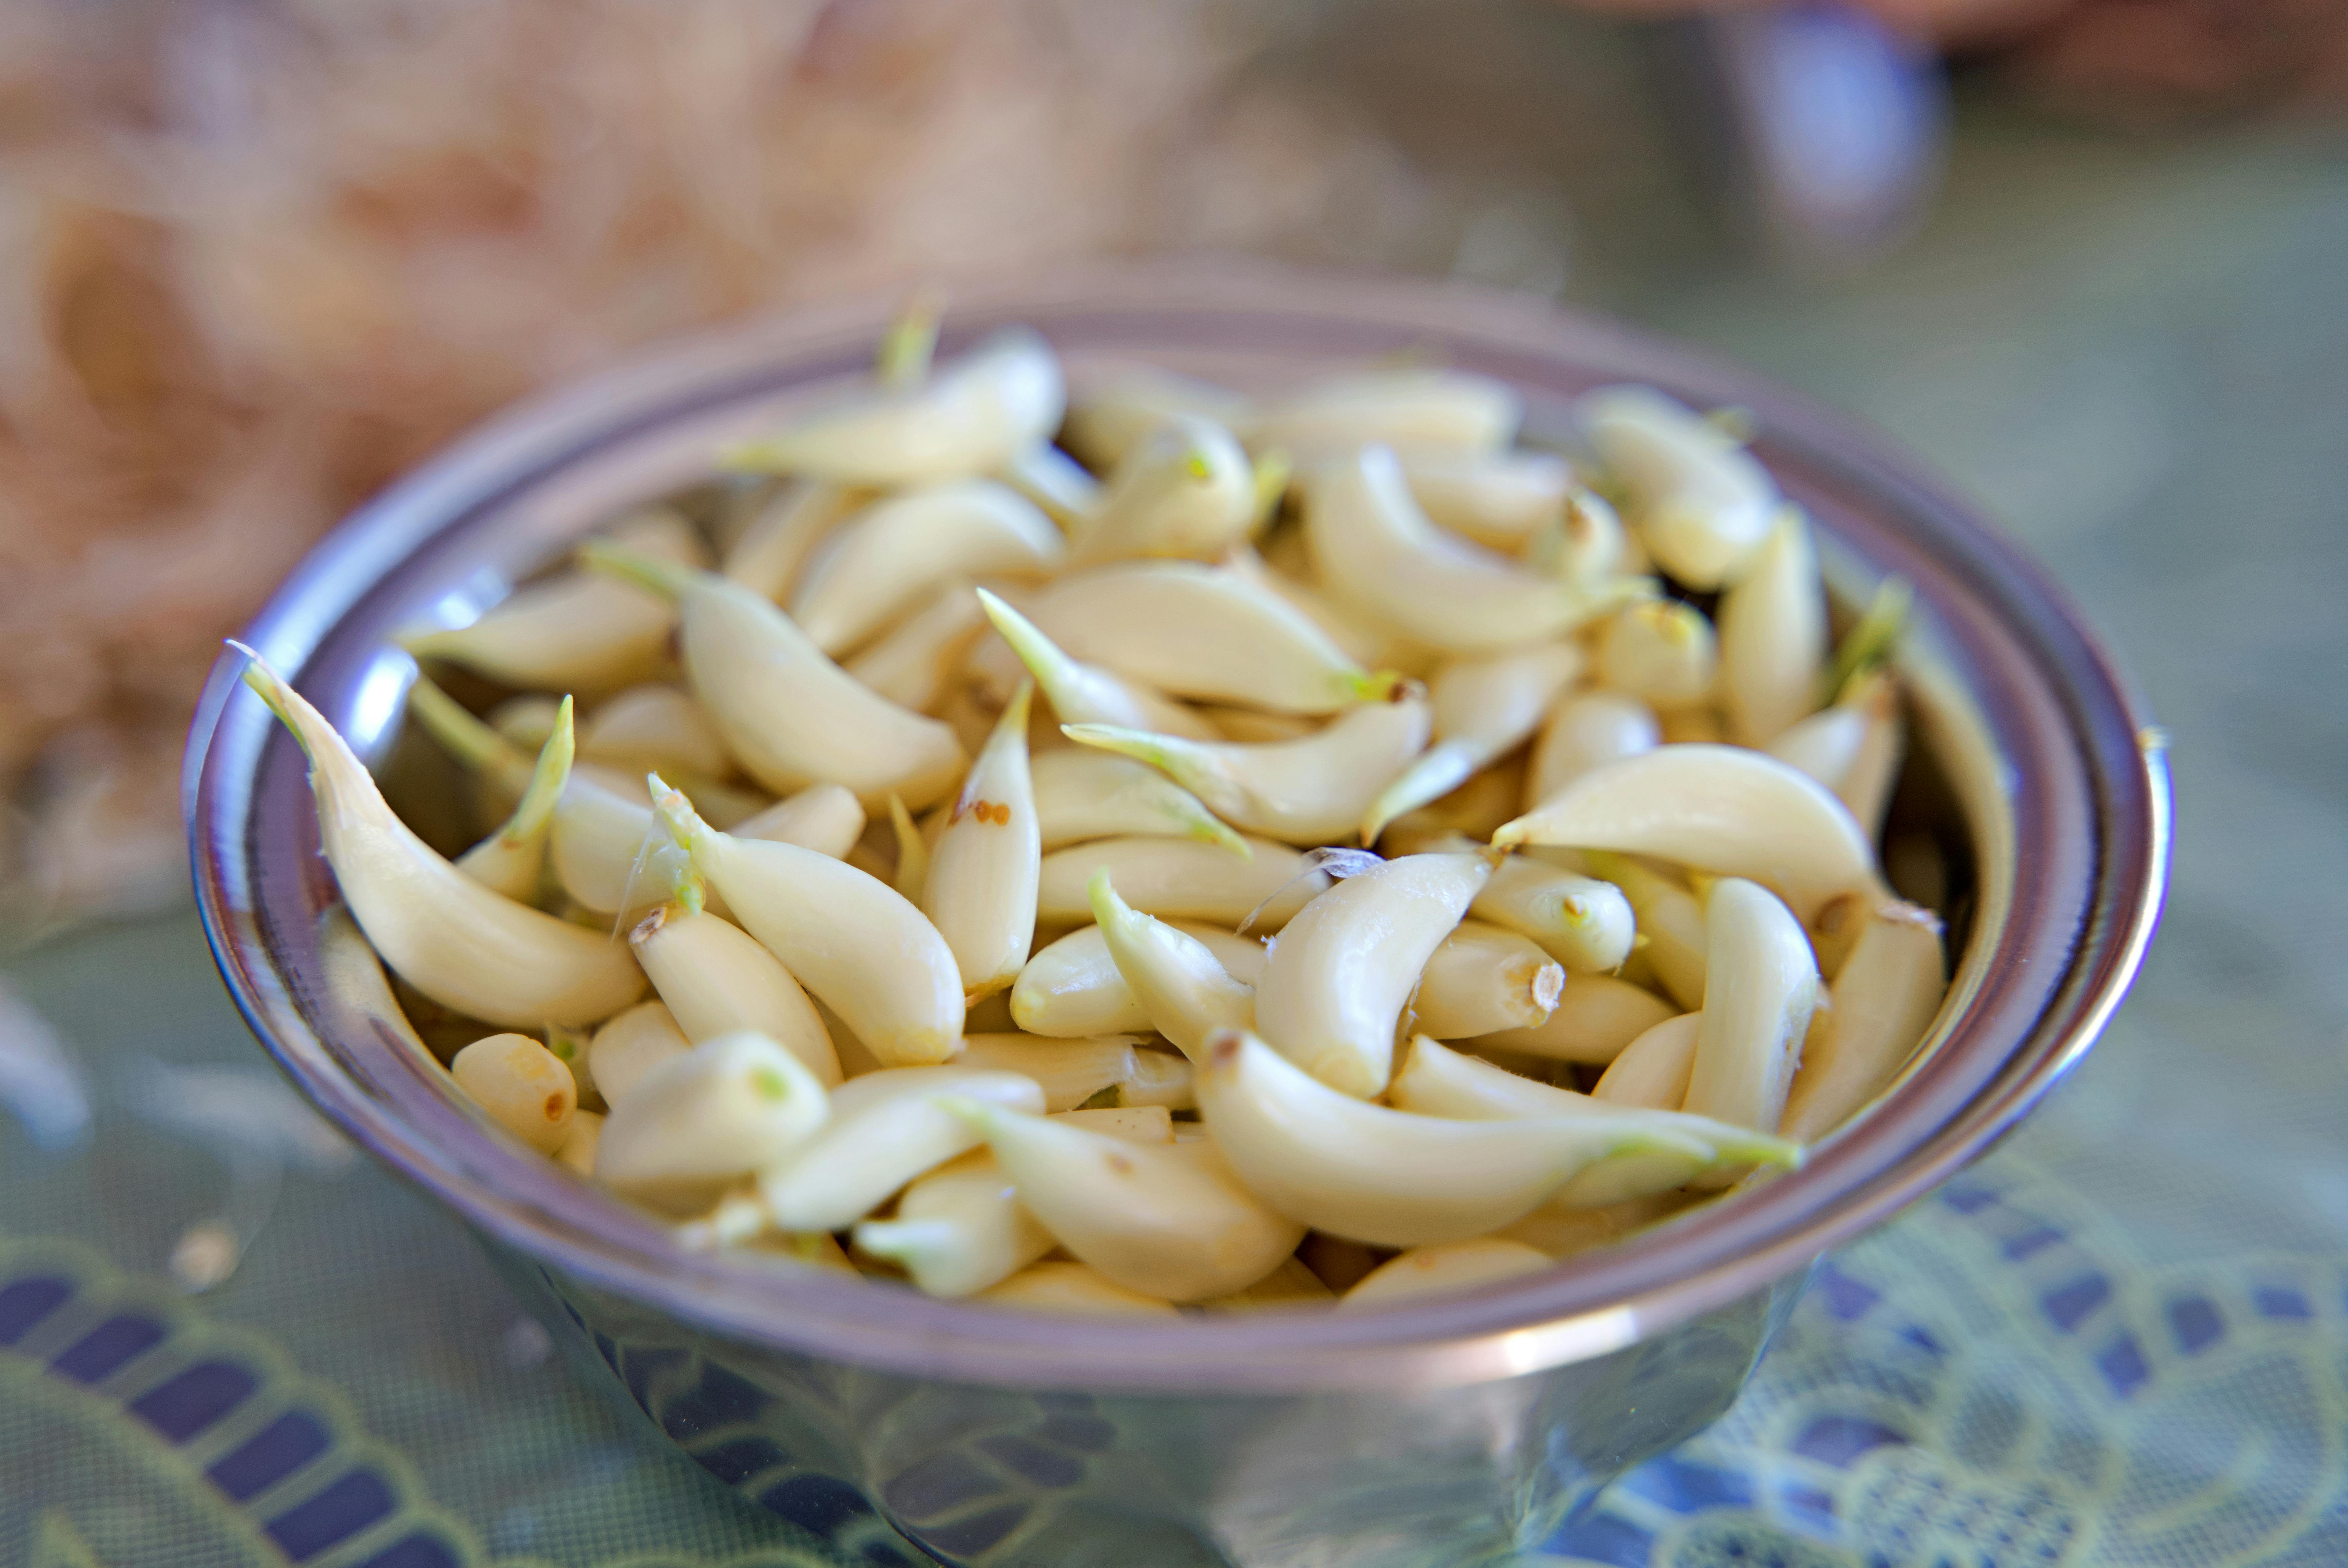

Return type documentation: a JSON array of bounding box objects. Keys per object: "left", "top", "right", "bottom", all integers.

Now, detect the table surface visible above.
[{"left": 6, "top": 90, "right": 2347, "bottom": 1568}]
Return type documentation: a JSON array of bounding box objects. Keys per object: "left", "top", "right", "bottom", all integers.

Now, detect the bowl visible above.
[{"left": 184, "top": 262, "right": 2168, "bottom": 1568}]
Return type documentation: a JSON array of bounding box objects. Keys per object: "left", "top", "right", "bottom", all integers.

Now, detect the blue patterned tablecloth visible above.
[{"left": 5, "top": 99, "right": 2347, "bottom": 1568}]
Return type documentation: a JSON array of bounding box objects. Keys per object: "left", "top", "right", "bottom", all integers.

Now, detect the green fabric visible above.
[{"left": 5, "top": 96, "right": 2345, "bottom": 1568}]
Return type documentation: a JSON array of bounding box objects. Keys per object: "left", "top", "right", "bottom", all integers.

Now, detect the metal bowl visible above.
[{"left": 183, "top": 263, "right": 2168, "bottom": 1568}]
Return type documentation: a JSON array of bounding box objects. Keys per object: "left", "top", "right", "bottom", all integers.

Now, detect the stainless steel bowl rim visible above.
[{"left": 184, "top": 262, "right": 2169, "bottom": 1396}]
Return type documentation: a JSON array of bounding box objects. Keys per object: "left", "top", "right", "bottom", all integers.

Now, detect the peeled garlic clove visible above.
[
  {"left": 548, "top": 771, "right": 675, "bottom": 919},
  {"left": 1338, "top": 1238, "right": 1549, "bottom": 1308},
  {"left": 1470, "top": 855, "right": 1635, "bottom": 975},
  {"left": 1493, "top": 744, "right": 1875, "bottom": 921},
  {"left": 997, "top": 441, "right": 1102, "bottom": 530},
  {"left": 595, "top": 1031, "right": 830, "bottom": 1214},
  {"left": 954, "top": 1031, "right": 1192, "bottom": 1112},
  {"left": 1361, "top": 643, "right": 1583, "bottom": 843},
  {"left": 972, "top": 1260, "right": 1181, "bottom": 1316},
  {"left": 452, "top": 1032, "right": 578, "bottom": 1154},
  {"left": 1412, "top": 921, "right": 1563, "bottom": 1039},
  {"left": 1583, "top": 851, "right": 1707, "bottom": 1010},
  {"left": 1038, "top": 835, "right": 1330, "bottom": 928},
  {"left": 757, "top": 1066, "right": 1045, "bottom": 1232},
  {"left": 974, "top": 587, "right": 1222, "bottom": 741},
  {"left": 1524, "top": 690, "right": 1659, "bottom": 812},
  {"left": 728, "top": 328, "right": 1066, "bottom": 487},
  {"left": 1248, "top": 368, "right": 1520, "bottom": 454},
  {"left": 722, "top": 480, "right": 863, "bottom": 602},
  {"left": 1009, "top": 917, "right": 1261, "bottom": 1038},
  {"left": 398, "top": 508, "right": 706, "bottom": 695},
  {"left": 1028, "top": 561, "right": 1391, "bottom": 714},
  {"left": 629, "top": 900, "right": 841, "bottom": 1085},
  {"left": 1718, "top": 507, "right": 1826, "bottom": 746},
  {"left": 1781, "top": 900, "right": 1945, "bottom": 1142},
  {"left": 584, "top": 550, "right": 966, "bottom": 809},
  {"left": 1063, "top": 364, "right": 1249, "bottom": 472},
  {"left": 1686, "top": 878, "right": 1821, "bottom": 1135},
  {"left": 729, "top": 782, "right": 866, "bottom": 861},
  {"left": 1473, "top": 974, "right": 1680, "bottom": 1064},
  {"left": 1195, "top": 1030, "right": 1690, "bottom": 1247},
  {"left": 1252, "top": 852, "right": 1490, "bottom": 1096},
  {"left": 1304, "top": 446, "right": 1629, "bottom": 655},
  {"left": 1595, "top": 1012, "right": 1702, "bottom": 1109},
  {"left": 1580, "top": 386, "right": 1776, "bottom": 590},
  {"left": 851, "top": 1150, "right": 1051, "bottom": 1298},
  {"left": 555, "top": 1109, "right": 603, "bottom": 1177},
  {"left": 240, "top": 649, "right": 645, "bottom": 1028},
  {"left": 1068, "top": 416, "right": 1255, "bottom": 566},
  {"left": 1030, "top": 748, "right": 1247, "bottom": 856},
  {"left": 1065, "top": 697, "right": 1430, "bottom": 847},
  {"left": 845, "top": 584, "right": 988, "bottom": 713},
  {"left": 1776, "top": 669, "right": 1905, "bottom": 840},
  {"left": 1596, "top": 598, "right": 1717, "bottom": 711},
  {"left": 1009, "top": 924, "right": 1149, "bottom": 1036},
  {"left": 953, "top": 1101, "right": 1304, "bottom": 1302},
  {"left": 1390, "top": 447, "right": 1574, "bottom": 551},
  {"left": 1087, "top": 871, "right": 1257, "bottom": 1061},
  {"left": 923, "top": 682, "right": 1042, "bottom": 1000},
  {"left": 588, "top": 1000, "right": 692, "bottom": 1107},
  {"left": 790, "top": 481, "right": 1064, "bottom": 655},
  {"left": 854, "top": 1104, "right": 1178, "bottom": 1299},
  {"left": 1389, "top": 1036, "right": 1797, "bottom": 1202},
  {"left": 656, "top": 781, "right": 963, "bottom": 1066},
  {"left": 1530, "top": 488, "right": 1628, "bottom": 585},
  {"left": 454, "top": 695, "right": 574, "bottom": 901},
  {"left": 578, "top": 684, "right": 733, "bottom": 780}
]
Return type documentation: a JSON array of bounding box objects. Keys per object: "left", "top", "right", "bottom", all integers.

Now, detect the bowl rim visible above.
[{"left": 185, "top": 259, "right": 2169, "bottom": 1395}]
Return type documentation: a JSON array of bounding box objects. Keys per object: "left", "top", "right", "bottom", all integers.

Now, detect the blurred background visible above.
[{"left": 2, "top": 0, "right": 2342, "bottom": 932}]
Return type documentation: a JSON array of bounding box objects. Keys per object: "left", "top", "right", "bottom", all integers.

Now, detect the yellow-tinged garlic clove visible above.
[
  {"left": 1026, "top": 560, "right": 1392, "bottom": 714},
  {"left": 1580, "top": 386, "right": 1777, "bottom": 590},
  {"left": 452, "top": 1032, "right": 578, "bottom": 1154},
  {"left": 1593, "top": 1012, "right": 1701, "bottom": 1110},
  {"left": 629, "top": 899, "right": 840, "bottom": 1086},
  {"left": 1472, "top": 974, "right": 1680, "bottom": 1065},
  {"left": 1194, "top": 1030, "right": 1690, "bottom": 1247},
  {"left": 949, "top": 1100, "right": 1304, "bottom": 1302},
  {"left": 1037, "top": 835, "right": 1330, "bottom": 929},
  {"left": 727, "top": 328, "right": 1066, "bottom": 487},
  {"left": 1685, "top": 878, "right": 1822, "bottom": 1137},
  {"left": 756, "top": 1066, "right": 1045, "bottom": 1232},
  {"left": 1251, "top": 852, "right": 1491, "bottom": 1097},
  {"left": 923, "top": 681, "right": 1042, "bottom": 1000},
  {"left": 789, "top": 480, "right": 1063, "bottom": 656},
  {"left": 1410, "top": 921, "right": 1564, "bottom": 1039},
  {"left": 239, "top": 648, "right": 645, "bottom": 1028},
  {"left": 1718, "top": 507, "right": 1827, "bottom": 747},
  {"left": 1086, "top": 872, "right": 1257, "bottom": 1062},
  {"left": 655, "top": 780, "right": 963, "bottom": 1067},
  {"left": 1492, "top": 744, "right": 1877, "bottom": 922},
  {"left": 595, "top": 1031, "right": 830, "bottom": 1214},
  {"left": 1063, "top": 696, "right": 1429, "bottom": 847}
]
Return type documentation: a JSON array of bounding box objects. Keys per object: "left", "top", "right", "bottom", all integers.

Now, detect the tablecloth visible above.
[{"left": 5, "top": 96, "right": 2347, "bottom": 1568}]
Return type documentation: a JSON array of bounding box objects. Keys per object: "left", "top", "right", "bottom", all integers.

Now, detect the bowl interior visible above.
[{"left": 186, "top": 264, "right": 2163, "bottom": 1394}]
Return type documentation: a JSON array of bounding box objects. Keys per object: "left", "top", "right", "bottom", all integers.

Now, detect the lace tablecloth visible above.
[{"left": 6, "top": 102, "right": 2346, "bottom": 1568}]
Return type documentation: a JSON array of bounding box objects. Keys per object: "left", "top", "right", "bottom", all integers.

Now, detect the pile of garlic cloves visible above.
[{"left": 237, "top": 307, "right": 1948, "bottom": 1315}]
